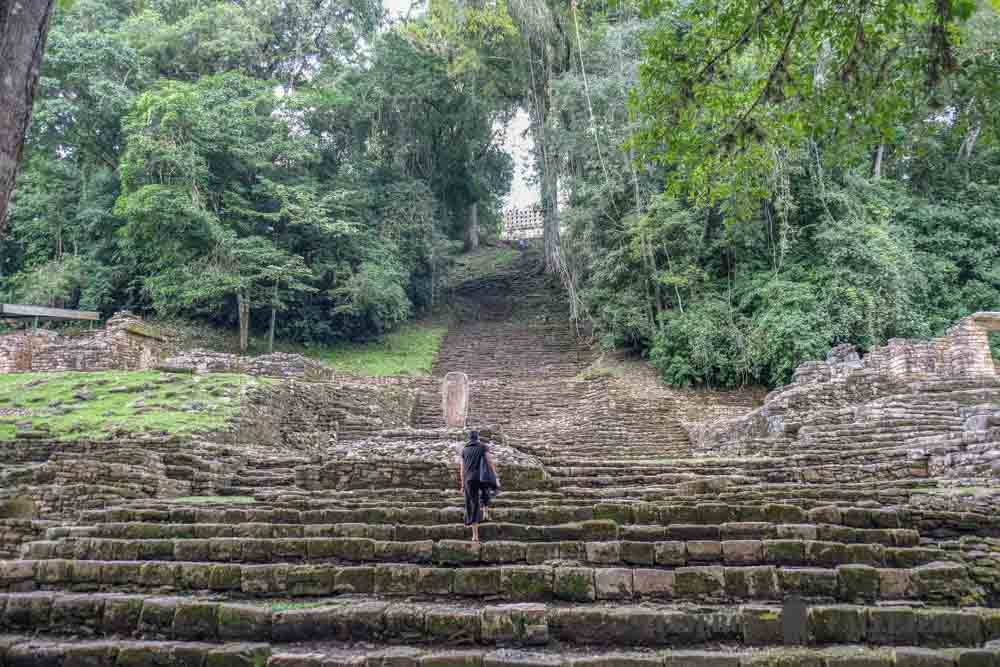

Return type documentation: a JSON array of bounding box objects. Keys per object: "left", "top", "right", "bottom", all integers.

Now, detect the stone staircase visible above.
[{"left": 1, "top": 249, "right": 999, "bottom": 666}]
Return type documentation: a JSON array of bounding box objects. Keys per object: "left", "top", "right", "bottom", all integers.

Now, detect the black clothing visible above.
[
  {"left": 464, "top": 480, "right": 488, "bottom": 525},
  {"left": 462, "top": 442, "right": 492, "bottom": 526},
  {"left": 462, "top": 443, "right": 488, "bottom": 484}
]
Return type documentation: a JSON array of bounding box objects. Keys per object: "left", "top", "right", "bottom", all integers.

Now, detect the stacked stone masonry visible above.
[
  {"left": 0, "top": 312, "right": 170, "bottom": 373},
  {"left": 0, "top": 247, "right": 999, "bottom": 666}
]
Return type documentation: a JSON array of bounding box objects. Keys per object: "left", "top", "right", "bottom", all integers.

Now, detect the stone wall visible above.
[
  {"left": 159, "top": 349, "right": 335, "bottom": 381},
  {"left": 692, "top": 313, "right": 1000, "bottom": 482},
  {"left": 0, "top": 312, "right": 170, "bottom": 373}
]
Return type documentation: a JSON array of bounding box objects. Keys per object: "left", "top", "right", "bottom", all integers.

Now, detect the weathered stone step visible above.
[
  {"left": 79, "top": 503, "right": 910, "bottom": 531},
  {"left": 2, "top": 559, "right": 977, "bottom": 605},
  {"left": 49, "top": 521, "right": 918, "bottom": 547},
  {"left": 4, "top": 639, "right": 990, "bottom": 667},
  {"left": 1, "top": 593, "right": 998, "bottom": 650},
  {"left": 24, "top": 536, "right": 939, "bottom": 569}
]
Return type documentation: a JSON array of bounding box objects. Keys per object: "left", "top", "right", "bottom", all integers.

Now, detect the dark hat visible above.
[{"left": 468, "top": 430, "right": 479, "bottom": 443}]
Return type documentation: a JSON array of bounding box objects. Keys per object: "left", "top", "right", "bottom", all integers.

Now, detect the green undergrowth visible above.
[
  {"left": 449, "top": 245, "right": 521, "bottom": 286},
  {"left": 275, "top": 322, "right": 446, "bottom": 376},
  {"left": 173, "top": 495, "right": 257, "bottom": 505},
  {"left": 0, "top": 371, "right": 268, "bottom": 442}
]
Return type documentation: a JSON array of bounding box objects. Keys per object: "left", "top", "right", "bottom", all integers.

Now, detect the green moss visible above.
[
  {"left": 0, "top": 371, "right": 269, "bottom": 442},
  {"left": 267, "top": 322, "right": 446, "bottom": 377}
]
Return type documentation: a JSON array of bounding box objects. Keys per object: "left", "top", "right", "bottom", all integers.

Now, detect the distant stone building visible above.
[
  {"left": 501, "top": 205, "right": 545, "bottom": 241},
  {"left": 0, "top": 311, "right": 170, "bottom": 373}
]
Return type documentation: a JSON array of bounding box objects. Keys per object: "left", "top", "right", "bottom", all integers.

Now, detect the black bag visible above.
[{"left": 480, "top": 457, "right": 499, "bottom": 491}]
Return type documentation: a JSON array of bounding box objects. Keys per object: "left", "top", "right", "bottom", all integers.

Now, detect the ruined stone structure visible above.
[
  {"left": 501, "top": 205, "right": 545, "bottom": 240},
  {"left": 0, "top": 248, "right": 999, "bottom": 665},
  {"left": 0, "top": 312, "right": 169, "bottom": 373},
  {"left": 160, "top": 349, "right": 335, "bottom": 381}
]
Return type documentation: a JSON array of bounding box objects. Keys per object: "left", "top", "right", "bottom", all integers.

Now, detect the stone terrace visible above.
[{"left": 0, "top": 249, "right": 999, "bottom": 666}]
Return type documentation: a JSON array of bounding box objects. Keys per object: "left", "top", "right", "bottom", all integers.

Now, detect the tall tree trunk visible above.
[
  {"left": 464, "top": 201, "right": 479, "bottom": 252},
  {"left": 540, "top": 161, "right": 562, "bottom": 274},
  {"left": 267, "top": 281, "right": 277, "bottom": 354},
  {"left": 0, "top": 0, "right": 56, "bottom": 236},
  {"left": 871, "top": 141, "right": 885, "bottom": 179},
  {"left": 957, "top": 124, "right": 980, "bottom": 161},
  {"left": 236, "top": 292, "right": 250, "bottom": 354}
]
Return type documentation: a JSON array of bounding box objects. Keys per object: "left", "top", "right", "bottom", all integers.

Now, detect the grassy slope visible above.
[{"left": 0, "top": 371, "right": 268, "bottom": 441}]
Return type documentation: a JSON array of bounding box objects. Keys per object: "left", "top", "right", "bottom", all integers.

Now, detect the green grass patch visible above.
[
  {"left": 274, "top": 322, "right": 446, "bottom": 376},
  {"left": 270, "top": 600, "right": 340, "bottom": 612},
  {"left": 0, "top": 371, "right": 268, "bottom": 442},
  {"left": 173, "top": 495, "right": 257, "bottom": 505},
  {"left": 449, "top": 246, "right": 520, "bottom": 286}
]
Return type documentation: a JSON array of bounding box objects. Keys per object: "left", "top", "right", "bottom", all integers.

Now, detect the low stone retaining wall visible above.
[
  {"left": 159, "top": 350, "right": 334, "bottom": 381},
  {"left": 0, "top": 312, "right": 170, "bottom": 373}
]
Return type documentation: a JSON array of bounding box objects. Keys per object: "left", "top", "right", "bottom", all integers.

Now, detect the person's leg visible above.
[
  {"left": 471, "top": 522, "right": 480, "bottom": 542},
  {"left": 481, "top": 486, "right": 491, "bottom": 521}
]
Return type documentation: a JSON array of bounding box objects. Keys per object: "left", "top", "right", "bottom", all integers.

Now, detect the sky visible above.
[{"left": 382, "top": 0, "right": 540, "bottom": 210}]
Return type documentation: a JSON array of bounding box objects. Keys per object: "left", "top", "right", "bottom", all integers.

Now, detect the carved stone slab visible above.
[{"left": 442, "top": 371, "right": 469, "bottom": 428}]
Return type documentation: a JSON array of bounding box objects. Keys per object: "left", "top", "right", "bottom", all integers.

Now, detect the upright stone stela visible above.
[{"left": 442, "top": 371, "right": 469, "bottom": 428}]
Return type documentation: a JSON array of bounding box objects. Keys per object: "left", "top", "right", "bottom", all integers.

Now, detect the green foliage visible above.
[
  {"left": 0, "top": 371, "right": 267, "bottom": 441},
  {"left": 4, "top": 0, "right": 512, "bottom": 348},
  {"left": 286, "top": 323, "right": 447, "bottom": 376}
]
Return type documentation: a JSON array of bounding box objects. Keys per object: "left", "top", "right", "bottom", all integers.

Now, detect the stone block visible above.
[
  {"left": 63, "top": 642, "right": 120, "bottom": 667},
  {"left": 455, "top": 568, "right": 501, "bottom": 597},
  {"left": 173, "top": 601, "right": 220, "bottom": 641},
  {"left": 418, "top": 568, "right": 454, "bottom": 595},
  {"left": 50, "top": 593, "right": 105, "bottom": 635},
  {"left": 209, "top": 564, "right": 243, "bottom": 591},
  {"left": 807, "top": 541, "right": 849, "bottom": 568},
  {"left": 686, "top": 541, "right": 723, "bottom": 562},
  {"left": 481, "top": 542, "right": 526, "bottom": 564},
  {"left": 383, "top": 603, "right": 426, "bottom": 642},
  {"left": 3, "top": 592, "right": 53, "bottom": 630},
  {"left": 481, "top": 604, "right": 548, "bottom": 645},
  {"left": 366, "top": 647, "right": 423, "bottom": 667},
  {"left": 101, "top": 595, "right": 144, "bottom": 635},
  {"left": 180, "top": 563, "right": 215, "bottom": 591},
  {"left": 777, "top": 568, "right": 838, "bottom": 597},
  {"left": 764, "top": 504, "right": 806, "bottom": 524},
  {"left": 654, "top": 541, "right": 687, "bottom": 566},
  {"left": 807, "top": 605, "right": 866, "bottom": 643},
  {"left": 285, "top": 564, "right": 336, "bottom": 597},
  {"left": 878, "top": 569, "right": 912, "bottom": 599},
  {"left": 36, "top": 559, "right": 73, "bottom": 584},
  {"left": 822, "top": 647, "right": 893, "bottom": 666},
  {"left": 139, "top": 597, "right": 179, "bottom": 638},
  {"left": 948, "top": 650, "right": 999, "bottom": 667},
  {"left": 335, "top": 566, "right": 375, "bottom": 594},
  {"left": 205, "top": 642, "right": 272, "bottom": 667},
  {"left": 584, "top": 542, "right": 621, "bottom": 564},
  {"left": 662, "top": 652, "right": 740, "bottom": 667},
  {"left": 500, "top": 567, "right": 552, "bottom": 602},
  {"left": 435, "top": 541, "right": 482, "bottom": 565},
  {"left": 723, "top": 540, "right": 763, "bottom": 564},
  {"left": 524, "top": 543, "right": 559, "bottom": 565},
  {"left": 141, "top": 562, "right": 182, "bottom": 588},
  {"left": 553, "top": 567, "right": 595, "bottom": 602},
  {"left": 375, "top": 540, "right": 434, "bottom": 564},
  {"left": 674, "top": 566, "right": 725, "bottom": 599},
  {"left": 911, "top": 562, "right": 970, "bottom": 602},
  {"left": 667, "top": 525, "right": 720, "bottom": 541},
  {"left": 892, "top": 648, "right": 956, "bottom": 667},
  {"left": 376, "top": 564, "right": 421, "bottom": 595},
  {"left": 775, "top": 525, "right": 818, "bottom": 541},
  {"left": 572, "top": 653, "right": 662, "bottom": 667},
  {"left": 595, "top": 568, "right": 633, "bottom": 600},
  {"left": 633, "top": 569, "right": 675, "bottom": 598},
  {"left": 741, "top": 606, "right": 782, "bottom": 644},
  {"left": 620, "top": 542, "right": 655, "bottom": 566},
  {"left": 549, "top": 607, "right": 666, "bottom": 645},
  {"left": 241, "top": 565, "right": 288, "bottom": 595},
  {"left": 846, "top": 544, "right": 884, "bottom": 567},
  {"left": 837, "top": 565, "right": 880, "bottom": 602},
  {"left": 483, "top": 650, "right": 562, "bottom": 667},
  {"left": 724, "top": 566, "right": 779, "bottom": 599},
  {"left": 420, "top": 651, "right": 484, "bottom": 667},
  {"left": 426, "top": 607, "right": 480, "bottom": 644},
  {"left": 867, "top": 607, "right": 917, "bottom": 645},
  {"left": 218, "top": 604, "right": 272, "bottom": 641},
  {"left": 916, "top": 609, "right": 984, "bottom": 647},
  {"left": 763, "top": 541, "right": 807, "bottom": 566}
]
